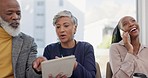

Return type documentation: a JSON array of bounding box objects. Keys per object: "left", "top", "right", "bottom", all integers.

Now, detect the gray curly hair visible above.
[{"left": 53, "top": 10, "right": 78, "bottom": 26}]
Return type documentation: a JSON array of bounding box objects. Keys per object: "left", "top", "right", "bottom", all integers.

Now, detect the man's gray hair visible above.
[{"left": 53, "top": 10, "right": 78, "bottom": 26}]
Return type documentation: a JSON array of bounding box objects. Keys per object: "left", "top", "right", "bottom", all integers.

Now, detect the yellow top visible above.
[{"left": 0, "top": 27, "right": 14, "bottom": 78}]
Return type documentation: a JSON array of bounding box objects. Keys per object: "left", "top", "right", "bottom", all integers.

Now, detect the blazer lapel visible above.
[{"left": 12, "top": 35, "right": 23, "bottom": 75}]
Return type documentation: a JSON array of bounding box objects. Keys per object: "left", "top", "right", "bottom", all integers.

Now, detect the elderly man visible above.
[{"left": 0, "top": 0, "right": 43, "bottom": 77}]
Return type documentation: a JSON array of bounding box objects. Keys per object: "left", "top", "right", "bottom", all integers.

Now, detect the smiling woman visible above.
[{"left": 109, "top": 16, "right": 148, "bottom": 78}]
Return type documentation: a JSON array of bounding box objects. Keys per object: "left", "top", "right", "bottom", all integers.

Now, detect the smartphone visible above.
[{"left": 120, "top": 29, "right": 131, "bottom": 42}]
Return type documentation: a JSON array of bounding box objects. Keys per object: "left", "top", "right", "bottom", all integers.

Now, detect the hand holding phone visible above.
[
  {"left": 120, "top": 29, "right": 131, "bottom": 42},
  {"left": 120, "top": 30, "right": 133, "bottom": 54}
]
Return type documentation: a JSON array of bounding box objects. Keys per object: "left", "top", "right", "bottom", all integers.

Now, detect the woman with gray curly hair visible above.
[{"left": 43, "top": 10, "right": 96, "bottom": 78}]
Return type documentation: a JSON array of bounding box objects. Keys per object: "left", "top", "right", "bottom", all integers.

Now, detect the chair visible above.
[
  {"left": 106, "top": 62, "right": 113, "bottom": 78},
  {"left": 96, "top": 62, "right": 102, "bottom": 78}
]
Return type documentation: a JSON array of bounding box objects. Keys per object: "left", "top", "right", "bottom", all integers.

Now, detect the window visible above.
[{"left": 85, "top": 0, "right": 136, "bottom": 77}]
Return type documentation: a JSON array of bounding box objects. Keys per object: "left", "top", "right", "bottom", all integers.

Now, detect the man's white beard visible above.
[{"left": 0, "top": 17, "right": 20, "bottom": 37}]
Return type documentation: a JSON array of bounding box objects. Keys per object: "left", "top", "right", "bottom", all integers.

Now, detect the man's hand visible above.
[{"left": 33, "top": 56, "right": 47, "bottom": 73}]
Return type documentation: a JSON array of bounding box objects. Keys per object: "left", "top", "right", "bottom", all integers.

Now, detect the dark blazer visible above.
[{"left": 12, "top": 32, "right": 41, "bottom": 78}]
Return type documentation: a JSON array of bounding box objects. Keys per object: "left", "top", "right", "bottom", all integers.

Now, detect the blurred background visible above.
[{"left": 17, "top": 0, "right": 148, "bottom": 77}]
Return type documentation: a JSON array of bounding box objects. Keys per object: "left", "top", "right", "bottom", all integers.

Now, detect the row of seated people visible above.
[{"left": 1, "top": 1, "right": 147, "bottom": 77}]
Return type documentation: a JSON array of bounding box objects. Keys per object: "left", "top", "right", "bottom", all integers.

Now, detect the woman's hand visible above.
[
  {"left": 73, "top": 61, "right": 78, "bottom": 70},
  {"left": 48, "top": 73, "right": 67, "bottom": 78},
  {"left": 122, "top": 32, "right": 133, "bottom": 54}
]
